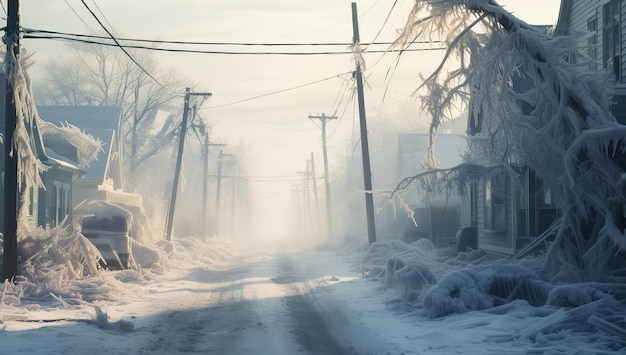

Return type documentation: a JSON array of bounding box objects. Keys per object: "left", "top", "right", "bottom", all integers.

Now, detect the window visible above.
[
  {"left": 588, "top": 15, "right": 599, "bottom": 70},
  {"left": 484, "top": 172, "right": 506, "bottom": 231},
  {"left": 51, "top": 181, "right": 71, "bottom": 227},
  {"left": 603, "top": 0, "right": 621, "bottom": 81},
  {"left": 517, "top": 171, "right": 528, "bottom": 237}
]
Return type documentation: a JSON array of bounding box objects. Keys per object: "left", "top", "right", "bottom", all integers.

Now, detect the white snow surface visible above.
[{"left": 1, "top": 232, "right": 625, "bottom": 354}]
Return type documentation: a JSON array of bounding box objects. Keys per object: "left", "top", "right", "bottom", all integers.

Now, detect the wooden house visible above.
[{"left": 0, "top": 100, "right": 85, "bottom": 230}]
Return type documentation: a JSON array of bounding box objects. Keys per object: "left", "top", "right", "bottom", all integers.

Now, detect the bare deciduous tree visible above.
[{"left": 34, "top": 42, "right": 188, "bottom": 187}]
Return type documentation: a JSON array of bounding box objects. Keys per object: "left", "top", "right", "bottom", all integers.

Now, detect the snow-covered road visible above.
[
  {"left": 2, "top": 242, "right": 410, "bottom": 354},
  {"left": 4, "top": 237, "right": 622, "bottom": 354},
  {"left": 139, "top": 248, "right": 399, "bottom": 354}
]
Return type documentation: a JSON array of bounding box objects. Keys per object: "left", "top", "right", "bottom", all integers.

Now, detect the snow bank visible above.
[
  {"left": 360, "top": 238, "right": 626, "bottom": 348},
  {"left": 361, "top": 238, "right": 482, "bottom": 301}
]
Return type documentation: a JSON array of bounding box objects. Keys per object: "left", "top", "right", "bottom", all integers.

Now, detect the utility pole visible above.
[
  {"left": 309, "top": 152, "right": 320, "bottom": 232},
  {"left": 3, "top": 0, "right": 19, "bottom": 281},
  {"left": 308, "top": 113, "right": 336, "bottom": 238},
  {"left": 298, "top": 165, "right": 312, "bottom": 233},
  {"left": 215, "top": 150, "right": 234, "bottom": 236},
  {"left": 165, "top": 88, "right": 211, "bottom": 242},
  {"left": 352, "top": 2, "right": 377, "bottom": 246},
  {"left": 229, "top": 161, "right": 238, "bottom": 238},
  {"left": 198, "top": 124, "right": 225, "bottom": 242}
]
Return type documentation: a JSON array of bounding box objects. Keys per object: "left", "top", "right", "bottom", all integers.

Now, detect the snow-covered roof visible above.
[
  {"left": 80, "top": 128, "right": 113, "bottom": 183},
  {"left": 38, "top": 106, "right": 122, "bottom": 184}
]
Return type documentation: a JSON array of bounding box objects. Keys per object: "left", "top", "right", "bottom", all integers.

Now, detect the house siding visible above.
[{"left": 568, "top": 0, "right": 626, "bottom": 120}]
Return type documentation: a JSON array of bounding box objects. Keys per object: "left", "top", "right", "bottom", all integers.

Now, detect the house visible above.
[
  {"left": 37, "top": 106, "right": 142, "bottom": 215},
  {"left": 0, "top": 97, "right": 87, "bottom": 230}
]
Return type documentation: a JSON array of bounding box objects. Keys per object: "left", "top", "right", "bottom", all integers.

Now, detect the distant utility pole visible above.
[
  {"left": 198, "top": 124, "right": 225, "bottom": 242},
  {"left": 352, "top": 2, "right": 377, "bottom": 246},
  {"left": 165, "top": 88, "right": 211, "bottom": 242},
  {"left": 308, "top": 113, "right": 336, "bottom": 238},
  {"left": 215, "top": 150, "right": 235, "bottom": 236},
  {"left": 3, "top": 0, "right": 19, "bottom": 281},
  {"left": 309, "top": 152, "right": 320, "bottom": 230}
]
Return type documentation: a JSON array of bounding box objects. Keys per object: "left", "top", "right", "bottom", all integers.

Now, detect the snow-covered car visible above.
[{"left": 81, "top": 213, "right": 134, "bottom": 270}]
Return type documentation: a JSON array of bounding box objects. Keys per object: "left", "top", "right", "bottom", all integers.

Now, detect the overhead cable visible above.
[
  {"left": 23, "top": 33, "right": 446, "bottom": 55},
  {"left": 23, "top": 28, "right": 442, "bottom": 47},
  {"left": 79, "top": 0, "right": 163, "bottom": 87}
]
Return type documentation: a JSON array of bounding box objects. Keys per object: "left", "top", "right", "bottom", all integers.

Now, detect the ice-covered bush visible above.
[
  {"left": 422, "top": 267, "right": 493, "bottom": 318},
  {"left": 422, "top": 263, "right": 552, "bottom": 318},
  {"left": 386, "top": 258, "right": 436, "bottom": 300}
]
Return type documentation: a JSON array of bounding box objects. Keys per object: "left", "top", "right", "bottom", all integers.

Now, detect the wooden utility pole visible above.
[
  {"left": 215, "top": 150, "right": 234, "bottom": 236},
  {"left": 197, "top": 122, "right": 225, "bottom": 241},
  {"left": 309, "top": 152, "right": 320, "bottom": 230},
  {"left": 215, "top": 149, "right": 224, "bottom": 235},
  {"left": 3, "top": 0, "right": 19, "bottom": 281},
  {"left": 351, "top": 2, "right": 377, "bottom": 246},
  {"left": 299, "top": 165, "right": 312, "bottom": 232},
  {"left": 165, "top": 88, "right": 211, "bottom": 241},
  {"left": 308, "top": 113, "right": 336, "bottom": 238}
]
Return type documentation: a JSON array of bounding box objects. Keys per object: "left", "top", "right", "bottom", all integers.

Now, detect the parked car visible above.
[{"left": 81, "top": 210, "right": 135, "bottom": 270}]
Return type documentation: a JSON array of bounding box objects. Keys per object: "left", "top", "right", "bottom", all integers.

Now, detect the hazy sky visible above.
[{"left": 18, "top": 0, "right": 562, "bottom": 241}]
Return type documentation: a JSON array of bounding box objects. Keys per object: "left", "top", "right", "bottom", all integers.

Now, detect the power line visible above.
[
  {"left": 202, "top": 71, "right": 353, "bottom": 109},
  {"left": 64, "top": 0, "right": 96, "bottom": 33},
  {"left": 79, "top": 0, "right": 162, "bottom": 87},
  {"left": 23, "top": 28, "right": 443, "bottom": 47},
  {"left": 23, "top": 33, "right": 447, "bottom": 55}
]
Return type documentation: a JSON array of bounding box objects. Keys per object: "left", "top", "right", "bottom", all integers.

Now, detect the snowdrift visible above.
[{"left": 360, "top": 238, "right": 626, "bottom": 344}]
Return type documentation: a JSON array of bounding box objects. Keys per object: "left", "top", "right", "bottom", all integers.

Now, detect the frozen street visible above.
[
  {"left": 2, "top": 235, "right": 624, "bottom": 354},
  {"left": 138, "top": 247, "right": 396, "bottom": 354},
  {"left": 2, "top": 239, "right": 414, "bottom": 355}
]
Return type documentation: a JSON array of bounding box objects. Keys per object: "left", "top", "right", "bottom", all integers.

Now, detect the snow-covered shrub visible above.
[
  {"left": 386, "top": 258, "right": 436, "bottom": 300},
  {"left": 422, "top": 263, "right": 552, "bottom": 318},
  {"left": 362, "top": 240, "right": 413, "bottom": 278},
  {"left": 422, "top": 268, "right": 493, "bottom": 318}
]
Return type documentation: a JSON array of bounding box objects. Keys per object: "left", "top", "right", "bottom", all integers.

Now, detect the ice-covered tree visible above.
[
  {"left": 394, "top": 0, "right": 625, "bottom": 280},
  {"left": 33, "top": 42, "right": 187, "bottom": 187}
]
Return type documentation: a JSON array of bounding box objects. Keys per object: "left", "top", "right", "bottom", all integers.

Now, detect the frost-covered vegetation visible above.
[
  {"left": 360, "top": 237, "right": 626, "bottom": 352},
  {"left": 0, "top": 228, "right": 238, "bottom": 305},
  {"left": 392, "top": 0, "right": 626, "bottom": 280}
]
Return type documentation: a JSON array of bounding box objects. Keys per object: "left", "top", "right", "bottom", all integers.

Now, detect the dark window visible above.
[
  {"left": 51, "top": 181, "right": 71, "bottom": 226},
  {"left": 588, "top": 15, "right": 599, "bottom": 70},
  {"left": 484, "top": 172, "right": 507, "bottom": 231},
  {"left": 603, "top": 0, "right": 621, "bottom": 81}
]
